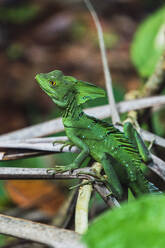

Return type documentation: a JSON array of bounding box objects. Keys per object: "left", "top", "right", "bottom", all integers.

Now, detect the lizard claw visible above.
[
  {"left": 53, "top": 140, "right": 66, "bottom": 147},
  {"left": 68, "top": 144, "right": 74, "bottom": 151},
  {"left": 53, "top": 140, "right": 74, "bottom": 152},
  {"left": 59, "top": 144, "right": 68, "bottom": 152}
]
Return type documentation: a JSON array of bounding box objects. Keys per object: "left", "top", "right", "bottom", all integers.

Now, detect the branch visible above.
[
  {"left": 2, "top": 157, "right": 165, "bottom": 201},
  {"left": 0, "top": 137, "right": 76, "bottom": 152},
  {"left": 0, "top": 117, "right": 63, "bottom": 141},
  {"left": 0, "top": 167, "right": 119, "bottom": 208},
  {"left": 140, "top": 129, "right": 165, "bottom": 148},
  {"left": 0, "top": 167, "right": 92, "bottom": 180},
  {"left": 0, "top": 214, "right": 85, "bottom": 248},
  {"left": 0, "top": 161, "right": 164, "bottom": 193},
  {"left": 93, "top": 183, "right": 120, "bottom": 208},
  {"left": 1, "top": 150, "right": 52, "bottom": 161},
  {"left": 1, "top": 126, "right": 165, "bottom": 160},
  {"left": 84, "top": 0, "right": 120, "bottom": 124},
  {"left": 150, "top": 154, "right": 165, "bottom": 181},
  {"left": 0, "top": 95, "right": 165, "bottom": 141}
]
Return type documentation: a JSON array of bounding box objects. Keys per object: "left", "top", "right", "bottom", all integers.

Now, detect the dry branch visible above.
[
  {"left": 94, "top": 183, "right": 120, "bottom": 208},
  {"left": 1, "top": 149, "right": 52, "bottom": 161},
  {"left": 0, "top": 96, "right": 165, "bottom": 141},
  {"left": 0, "top": 214, "right": 85, "bottom": 248},
  {"left": 1, "top": 126, "right": 165, "bottom": 158},
  {"left": 0, "top": 155, "right": 164, "bottom": 182},
  {"left": 0, "top": 167, "right": 119, "bottom": 208}
]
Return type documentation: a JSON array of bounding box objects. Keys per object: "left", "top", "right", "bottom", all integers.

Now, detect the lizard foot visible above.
[{"left": 55, "top": 163, "right": 78, "bottom": 173}]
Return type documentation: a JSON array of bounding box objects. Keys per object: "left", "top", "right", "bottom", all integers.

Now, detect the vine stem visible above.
[{"left": 84, "top": 0, "right": 120, "bottom": 124}]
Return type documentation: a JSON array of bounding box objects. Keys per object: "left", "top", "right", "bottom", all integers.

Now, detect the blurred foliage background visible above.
[{"left": 0, "top": 0, "right": 165, "bottom": 246}]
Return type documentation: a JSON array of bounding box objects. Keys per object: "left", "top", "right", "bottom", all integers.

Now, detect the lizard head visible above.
[
  {"left": 35, "top": 70, "right": 105, "bottom": 105},
  {"left": 35, "top": 70, "right": 69, "bottom": 101}
]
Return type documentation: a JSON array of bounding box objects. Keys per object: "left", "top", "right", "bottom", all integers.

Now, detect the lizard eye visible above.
[{"left": 50, "top": 81, "right": 56, "bottom": 86}]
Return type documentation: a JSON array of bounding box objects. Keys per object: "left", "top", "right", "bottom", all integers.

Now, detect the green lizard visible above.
[{"left": 35, "top": 70, "right": 159, "bottom": 200}]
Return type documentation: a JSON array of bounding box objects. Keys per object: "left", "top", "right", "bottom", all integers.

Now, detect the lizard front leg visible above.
[
  {"left": 53, "top": 140, "right": 75, "bottom": 152},
  {"left": 55, "top": 135, "right": 89, "bottom": 172}
]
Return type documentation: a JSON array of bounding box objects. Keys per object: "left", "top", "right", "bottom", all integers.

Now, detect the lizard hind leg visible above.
[
  {"left": 124, "top": 122, "right": 152, "bottom": 163},
  {"left": 129, "top": 181, "right": 144, "bottom": 198},
  {"left": 101, "top": 153, "right": 125, "bottom": 200}
]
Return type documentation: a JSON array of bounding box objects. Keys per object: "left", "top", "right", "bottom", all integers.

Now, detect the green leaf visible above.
[
  {"left": 83, "top": 194, "right": 165, "bottom": 248},
  {"left": 131, "top": 6, "right": 165, "bottom": 77}
]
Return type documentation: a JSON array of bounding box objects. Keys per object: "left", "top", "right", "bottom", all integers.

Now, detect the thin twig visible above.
[
  {"left": 94, "top": 183, "right": 120, "bottom": 208},
  {"left": 140, "top": 129, "right": 165, "bottom": 148},
  {"left": 0, "top": 95, "right": 165, "bottom": 141},
  {"left": 150, "top": 154, "right": 165, "bottom": 180},
  {"left": 1, "top": 150, "right": 52, "bottom": 161},
  {"left": 59, "top": 190, "right": 78, "bottom": 228},
  {"left": 0, "top": 214, "right": 85, "bottom": 248},
  {"left": 84, "top": 0, "right": 120, "bottom": 124},
  {"left": 117, "top": 95, "right": 165, "bottom": 114},
  {"left": 0, "top": 137, "right": 76, "bottom": 152}
]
